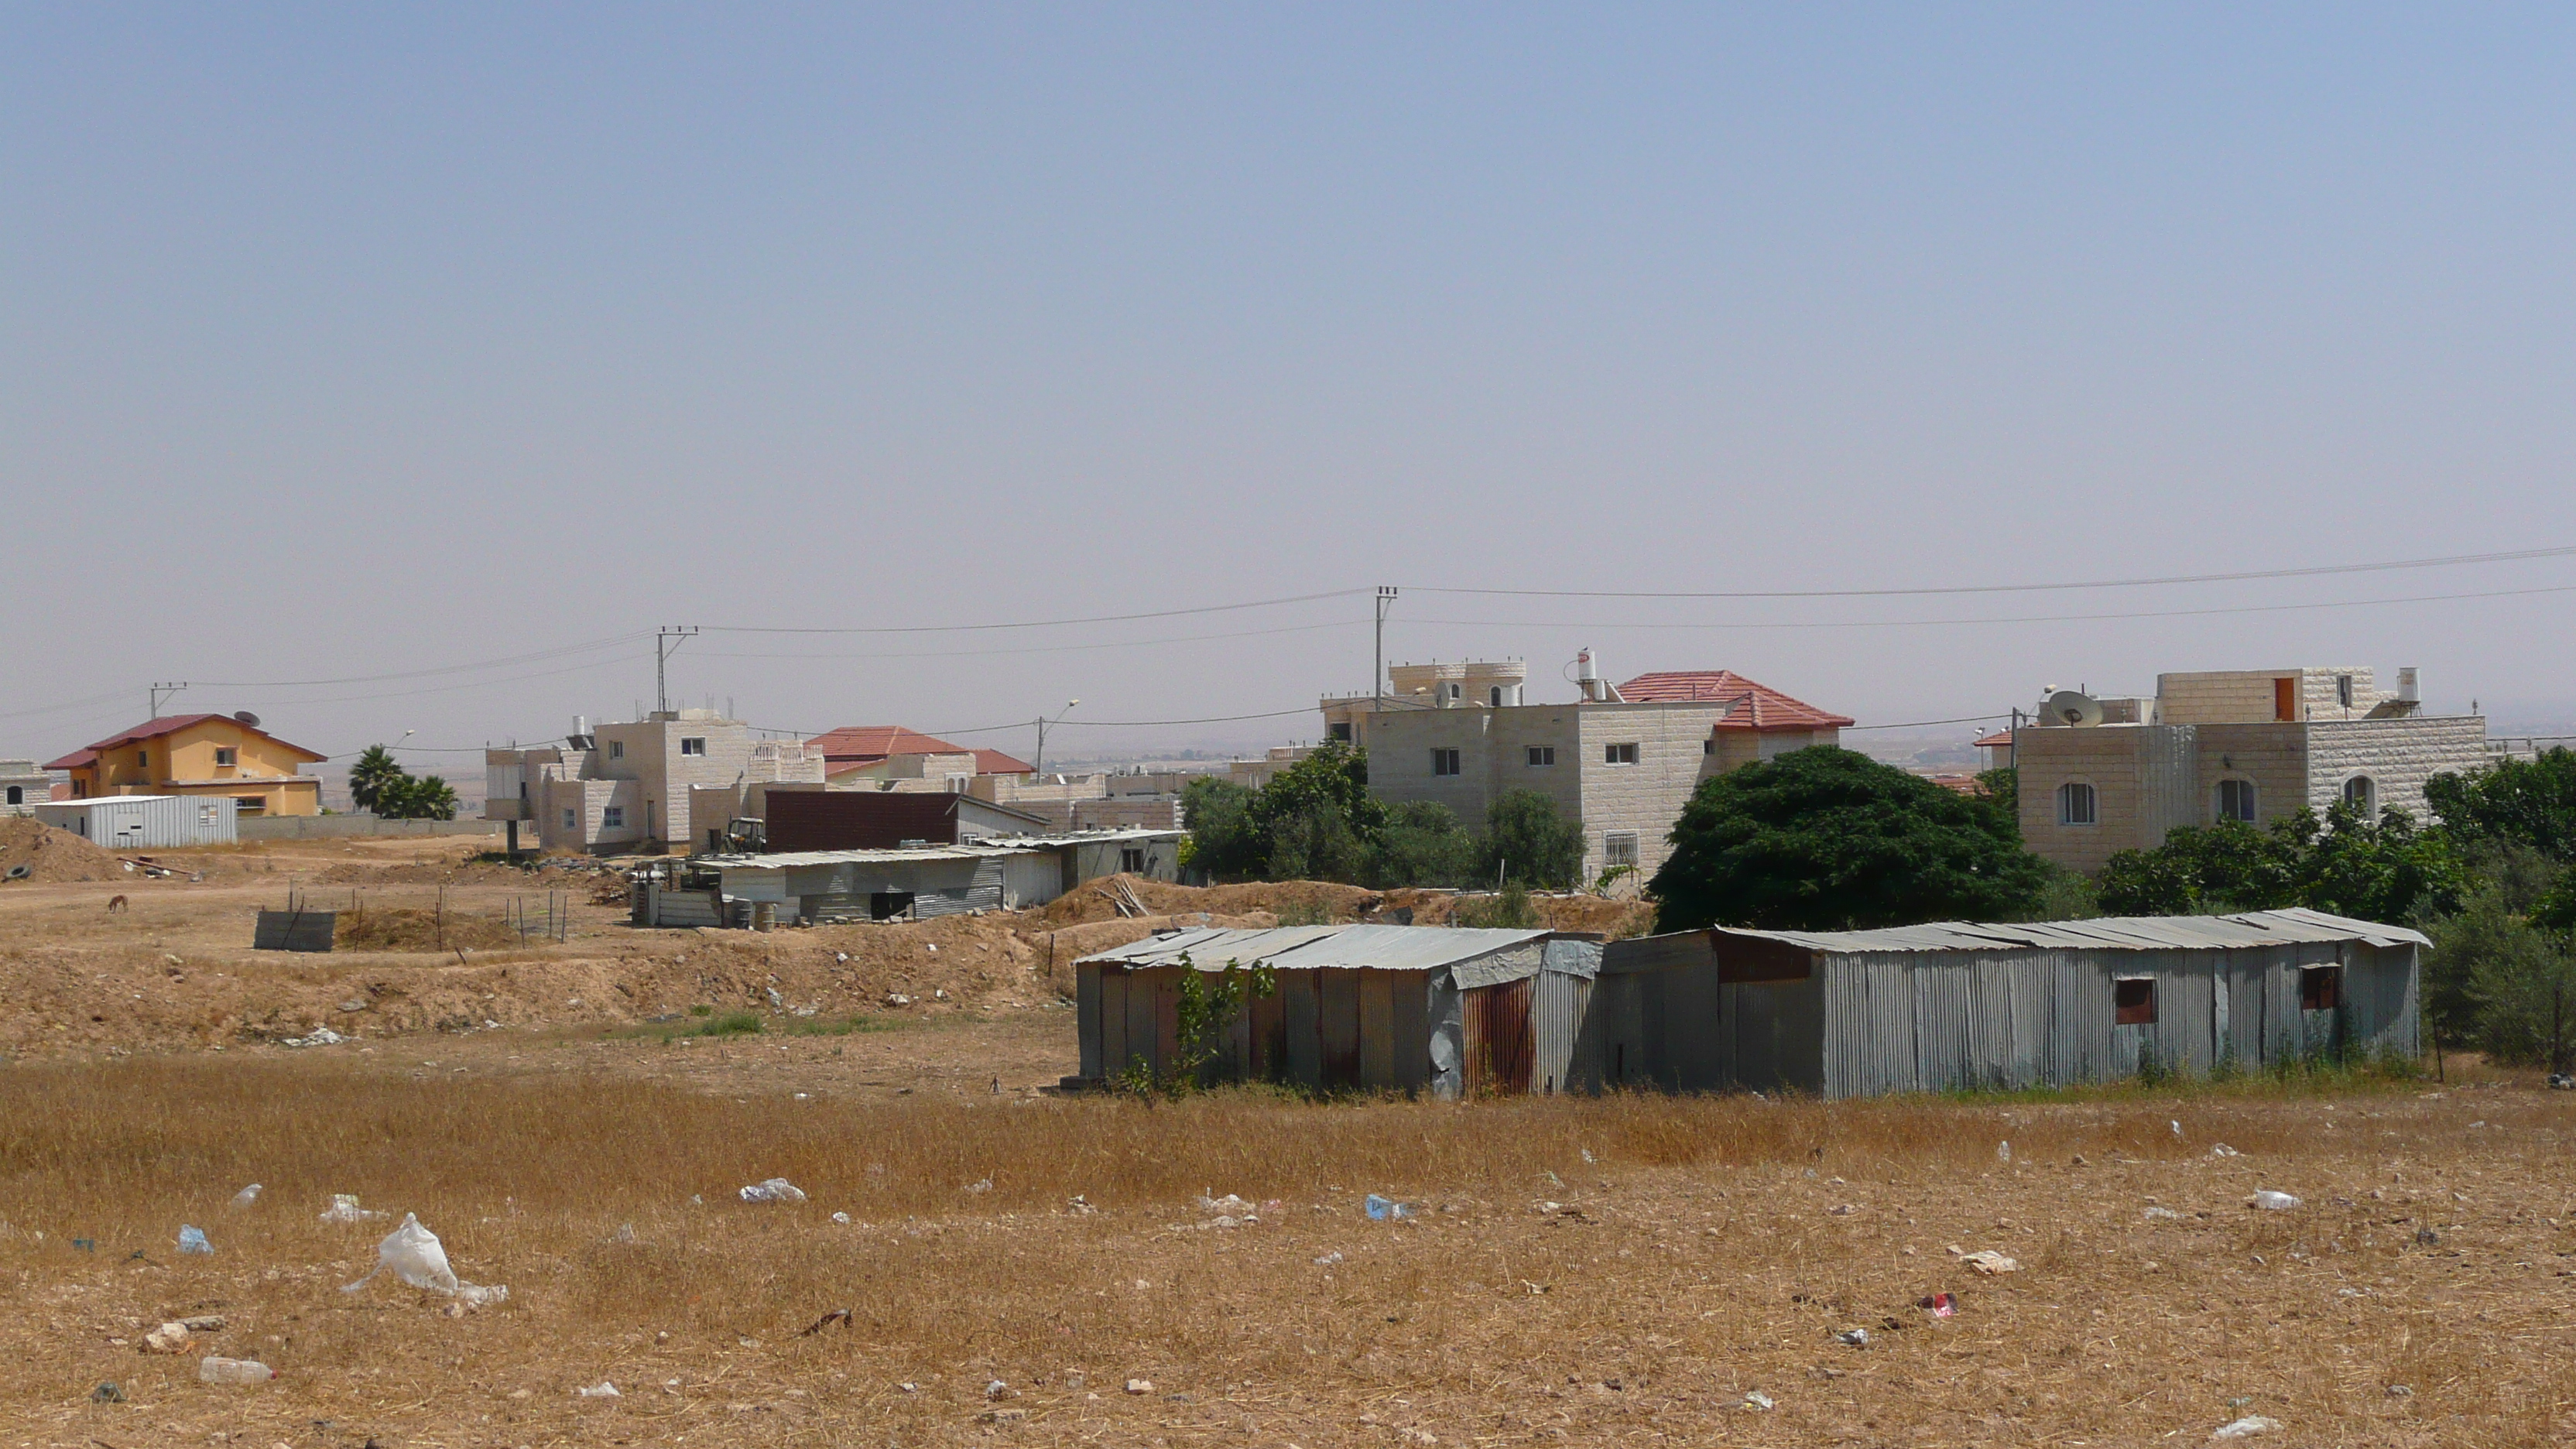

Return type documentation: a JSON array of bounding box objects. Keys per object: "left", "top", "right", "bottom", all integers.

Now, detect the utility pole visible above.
[
  {"left": 1033, "top": 699, "right": 1081, "bottom": 779},
  {"left": 149, "top": 681, "right": 187, "bottom": 718},
  {"left": 1372, "top": 586, "right": 1398, "bottom": 742},
  {"left": 655, "top": 627, "right": 698, "bottom": 715}
]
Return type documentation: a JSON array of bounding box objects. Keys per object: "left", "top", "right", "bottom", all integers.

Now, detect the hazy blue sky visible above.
[{"left": 9, "top": 5, "right": 2574, "bottom": 769}]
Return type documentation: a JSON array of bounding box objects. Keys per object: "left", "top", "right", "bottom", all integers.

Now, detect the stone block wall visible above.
[{"left": 2304, "top": 716, "right": 2492, "bottom": 820}]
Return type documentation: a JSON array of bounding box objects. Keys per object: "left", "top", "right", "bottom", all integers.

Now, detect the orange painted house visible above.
[{"left": 46, "top": 714, "right": 326, "bottom": 817}]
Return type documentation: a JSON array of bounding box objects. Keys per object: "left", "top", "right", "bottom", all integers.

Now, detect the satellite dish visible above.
[
  {"left": 2045, "top": 690, "right": 2103, "bottom": 728},
  {"left": 232, "top": 711, "right": 262, "bottom": 728}
]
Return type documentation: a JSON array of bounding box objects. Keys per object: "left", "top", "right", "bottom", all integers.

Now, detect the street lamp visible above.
[{"left": 1033, "top": 699, "right": 1080, "bottom": 779}]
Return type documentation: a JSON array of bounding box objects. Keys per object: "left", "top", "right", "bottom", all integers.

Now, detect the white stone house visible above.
[
  {"left": 1326, "top": 659, "right": 1852, "bottom": 882},
  {"left": 2012, "top": 666, "right": 2492, "bottom": 875},
  {"left": 485, "top": 713, "right": 824, "bottom": 854}
]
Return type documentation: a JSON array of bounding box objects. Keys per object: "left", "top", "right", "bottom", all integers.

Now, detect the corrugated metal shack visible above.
[
  {"left": 641, "top": 827, "right": 1184, "bottom": 926},
  {"left": 34, "top": 794, "right": 238, "bottom": 848},
  {"left": 1590, "top": 908, "right": 2424, "bottom": 1098},
  {"left": 1073, "top": 925, "right": 1604, "bottom": 1098}
]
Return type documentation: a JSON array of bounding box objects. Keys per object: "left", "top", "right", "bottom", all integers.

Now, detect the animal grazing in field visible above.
[{"left": 106, "top": 895, "right": 128, "bottom": 912}]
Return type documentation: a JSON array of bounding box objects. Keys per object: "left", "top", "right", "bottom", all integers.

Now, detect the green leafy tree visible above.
[
  {"left": 1648, "top": 746, "right": 2052, "bottom": 931},
  {"left": 373, "top": 773, "right": 459, "bottom": 821},
  {"left": 348, "top": 745, "right": 406, "bottom": 815},
  {"left": 1365, "top": 800, "right": 1481, "bottom": 888},
  {"left": 1247, "top": 740, "right": 1387, "bottom": 847},
  {"left": 2096, "top": 803, "right": 2462, "bottom": 922},
  {"left": 2425, "top": 748, "right": 2576, "bottom": 861},
  {"left": 1179, "top": 776, "right": 1260, "bottom": 879},
  {"left": 1263, "top": 801, "right": 1369, "bottom": 883},
  {"left": 1480, "top": 788, "right": 1586, "bottom": 889}
]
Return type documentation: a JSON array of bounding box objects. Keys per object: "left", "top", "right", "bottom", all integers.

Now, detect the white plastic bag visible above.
[
  {"left": 342, "top": 1212, "right": 509, "bottom": 1305},
  {"left": 738, "top": 1178, "right": 807, "bottom": 1204}
]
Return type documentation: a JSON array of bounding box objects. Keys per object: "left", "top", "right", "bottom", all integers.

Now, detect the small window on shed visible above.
[
  {"left": 1119, "top": 846, "right": 1146, "bottom": 873},
  {"left": 2300, "top": 965, "right": 2341, "bottom": 1012},
  {"left": 2114, "top": 977, "right": 2156, "bottom": 1026}
]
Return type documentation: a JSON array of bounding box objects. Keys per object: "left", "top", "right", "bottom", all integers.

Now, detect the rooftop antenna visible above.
[
  {"left": 655, "top": 625, "right": 699, "bottom": 714},
  {"left": 149, "top": 681, "right": 187, "bottom": 717}
]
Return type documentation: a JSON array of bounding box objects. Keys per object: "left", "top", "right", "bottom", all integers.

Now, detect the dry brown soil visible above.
[{"left": 1, "top": 840, "right": 2571, "bottom": 1447}]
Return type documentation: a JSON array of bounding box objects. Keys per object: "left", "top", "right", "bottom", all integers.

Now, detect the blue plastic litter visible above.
[
  {"left": 1364, "top": 1194, "right": 1413, "bottom": 1221},
  {"left": 177, "top": 1225, "right": 212, "bottom": 1255}
]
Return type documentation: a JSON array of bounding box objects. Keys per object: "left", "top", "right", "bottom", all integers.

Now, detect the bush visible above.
[
  {"left": 1366, "top": 800, "right": 1480, "bottom": 889},
  {"left": 1456, "top": 883, "right": 1541, "bottom": 930},
  {"left": 1481, "top": 789, "right": 1586, "bottom": 889},
  {"left": 2096, "top": 802, "right": 2461, "bottom": 923}
]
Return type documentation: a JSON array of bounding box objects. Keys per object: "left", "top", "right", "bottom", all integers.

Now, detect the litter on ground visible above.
[
  {"left": 1958, "top": 1250, "right": 2020, "bottom": 1275},
  {"left": 1365, "top": 1194, "right": 1414, "bottom": 1221},
  {"left": 2249, "top": 1190, "right": 2300, "bottom": 1211},
  {"left": 2210, "top": 1414, "right": 2282, "bottom": 1439},
  {"left": 738, "top": 1178, "right": 807, "bottom": 1204},
  {"left": 176, "top": 1224, "right": 211, "bottom": 1254},
  {"left": 342, "top": 1213, "right": 509, "bottom": 1306}
]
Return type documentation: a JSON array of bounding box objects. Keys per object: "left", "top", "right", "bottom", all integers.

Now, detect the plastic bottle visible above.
[{"left": 199, "top": 1357, "right": 275, "bottom": 1384}]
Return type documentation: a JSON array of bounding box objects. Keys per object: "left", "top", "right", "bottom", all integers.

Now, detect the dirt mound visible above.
[
  {"left": 1033, "top": 875, "right": 1656, "bottom": 937},
  {"left": 0, "top": 817, "right": 126, "bottom": 883}
]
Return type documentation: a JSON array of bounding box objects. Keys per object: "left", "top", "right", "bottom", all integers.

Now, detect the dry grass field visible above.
[{"left": 2, "top": 836, "right": 2572, "bottom": 1447}]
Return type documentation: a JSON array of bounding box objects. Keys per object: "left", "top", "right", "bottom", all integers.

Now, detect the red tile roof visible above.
[
  {"left": 1612, "top": 672, "right": 1856, "bottom": 731},
  {"left": 44, "top": 714, "right": 325, "bottom": 772},
  {"left": 1972, "top": 729, "right": 2014, "bottom": 750},
  {"left": 805, "top": 728, "right": 1033, "bottom": 776}
]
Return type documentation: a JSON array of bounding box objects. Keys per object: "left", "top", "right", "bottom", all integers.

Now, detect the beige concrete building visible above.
[
  {"left": 2014, "top": 666, "right": 2492, "bottom": 874},
  {"left": 485, "top": 713, "right": 826, "bottom": 853},
  {"left": 1327, "top": 657, "right": 1852, "bottom": 882}
]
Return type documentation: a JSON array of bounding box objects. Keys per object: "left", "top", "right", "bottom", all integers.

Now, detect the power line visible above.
[
  {"left": 190, "top": 633, "right": 649, "bottom": 689},
  {"left": 1404, "top": 543, "right": 2576, "bottom": 601},
  {"left": 702, "top": 587, "right": 1368, "bottom": 635},
  {"left": 694, "top": 618, "right": 1355, "bottom": 662},
  {"left": 759, "top": 705, "right": 1324, "bottom": 739},
  {"left": 1396, "top": 580, "right": 2576, "bottom": 632},
  {"left": 1844, "top": 713, "right": 2013, "bottom": 731}
]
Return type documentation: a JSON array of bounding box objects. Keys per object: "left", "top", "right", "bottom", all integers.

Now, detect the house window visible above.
[
  {"left": 1327, "top": 721, "right": 1352, "bottom": 742},
  {"left": 1120, "top": 846, "right": 1146, "bottom": 872},
  {"left": 2300, "top": 965, "right": 2341, "bottom": 1012},
  {"left": 1703, "top": 738, "right": 1714, "bottom": 755},
  {"left": 1605, "top": 742, "right": 1639, "bottom": 766},
  {"left": 1431, "top": 748, "right": 1462, "bottom": 777},
  {"left": 136, "top": 750, "right": 148, "bottom": 768},
  {"left": 562, "top": 808, "right": 577, "bottom": 831},
  {"left": 2342, "top": 776, "right": 2375, "bottom": 814},
  {"left": 680, "top": 738, "right": 707, "bottom": 756},
  {"left": 2057, "top": 782, "right": 2097, "bottom": 826},
  {"left": 233, "top": 796, "right": 265, "bottom": 815},
  {"left": 1604, "top": 833, "right": 1639, "bottom": 867},
  {"left": 2114, "top": 978, "right": 2156, "bottom": 1026},
  {"left": 602, "top": 806, "right": 625, "bottom": 829},
  {"left": 1526, "top": 745, "right": 1556, "bottom": 767},
  {"left": 1490, "top": 686, "right": 1505, "bottom": 707},
  {"left": 3, "top": 786, "right": 17, "bottom": 806},
  {"left": 214, "top": 747, "right": 236, "bottom": 767},
  {"left": 2336, "top": 674, "right": 2355, "bottom": 709},
  {"left": 608, "top": 741, "right": 625, "bottom": 759},
  {"left": 2217, "top": 778, "right": 2257, "bottom": 823},
  {"left": 1444, "top": 683, "right": 1461, "bottom": 702}
]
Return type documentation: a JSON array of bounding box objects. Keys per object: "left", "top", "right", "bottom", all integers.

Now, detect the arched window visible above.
[
  {"left": 2057, "top": 781, "right": 2097, "bottom": 826},
  {"left": 2342, "top": 776, "right": 2376, "bottom": 814},
  {"left": 2218, "top": 778, "right": 2257, "bottom": 823}
]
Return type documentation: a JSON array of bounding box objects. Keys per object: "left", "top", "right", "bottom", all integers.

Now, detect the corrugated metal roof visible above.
[
  {"left": 707, "top": 827, "right": 1183, "bottom": 871},
  {"left": 1708, "top": 907, "right": 2430, "bottom": 954},
  {"left": 1078, "top": 923, "right": 1557, "bottom": 973}
]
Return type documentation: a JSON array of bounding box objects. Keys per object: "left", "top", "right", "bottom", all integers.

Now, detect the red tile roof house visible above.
[
  {"left": 805, "top": 727, "right": 1035, "bottom": 787},
  {"left": 1330, "top": 663, "right": 1854, "bottom": 885}
]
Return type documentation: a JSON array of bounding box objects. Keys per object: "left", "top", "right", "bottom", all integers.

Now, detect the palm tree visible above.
[{"left": 348, "top": 745, "right": 406, "bottom": 815}]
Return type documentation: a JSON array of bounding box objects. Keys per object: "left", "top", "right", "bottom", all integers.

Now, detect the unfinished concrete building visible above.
[{"left": 2012, "top": 667, "right": 2492, "bottom": 874}]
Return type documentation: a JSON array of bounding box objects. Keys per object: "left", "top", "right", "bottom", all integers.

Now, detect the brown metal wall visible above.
[
  {"left": 1462, "top": 978, "right": 1535, "bottom": 1096},
  {"left": 766, "top": 791, "right": 959, "bottom": 851}
]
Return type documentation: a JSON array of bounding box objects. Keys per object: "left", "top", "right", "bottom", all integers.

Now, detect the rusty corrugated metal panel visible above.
[{"left": 1463, "top": 978, "right": 1534, "bottom": 1096}]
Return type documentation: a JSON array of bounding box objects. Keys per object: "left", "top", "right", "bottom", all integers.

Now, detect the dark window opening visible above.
[
  {"left": 2300, "top": 965, "right": 2341, "bottom": 1012},
  {"left": 869, "top": 891, "right": 916, "bottom": 921},
  {"left": 1431, "top": 748, "right": 1461, "bottom": 776},
  {"left": 1119, "top": 846, "right": 1146, "bottom": 872},
  {"left": 2114, "top": 978, "right": 2156, "bottom": 1026},
  {"left": 1327, "top": 721, "right": 1351, "bottom": 742},
  {"left": 1605, "top": 742, "right": 1639, "bottom": 765},
  {"left": 3, "top": 786, "right": 17, "bottom": 806}
]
